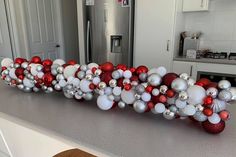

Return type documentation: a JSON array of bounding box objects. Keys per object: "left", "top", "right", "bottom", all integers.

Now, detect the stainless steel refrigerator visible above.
[{"left": 84, "top": 0, "right": 134, "bottom": 67}]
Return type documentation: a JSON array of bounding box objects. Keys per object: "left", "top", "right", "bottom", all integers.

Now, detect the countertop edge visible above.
[{"left": 173, "top": 57, "right": 236, "bottom": 65}]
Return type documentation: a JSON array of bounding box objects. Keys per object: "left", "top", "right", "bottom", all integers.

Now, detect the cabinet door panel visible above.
[{"left": 183, "top": 0, "right": 209, "bottom": 12}]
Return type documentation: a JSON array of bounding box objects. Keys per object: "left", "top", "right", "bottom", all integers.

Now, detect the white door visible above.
[
  {"left": 24, "top": 0, "right": 62, "bottom": 60},
  {"left": 0, "top": 0, "right": 13, "bottom": 62},
  {"left": 134, "top": 0, "right": 175, "bottom": 71}
]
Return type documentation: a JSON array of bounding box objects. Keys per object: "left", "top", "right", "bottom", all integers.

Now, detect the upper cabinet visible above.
[{"left": 182, "top": 0, "right": 209, "bottom": 12}]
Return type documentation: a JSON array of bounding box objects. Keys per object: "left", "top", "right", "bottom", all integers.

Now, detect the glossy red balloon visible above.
[
  {"left": 204, "top": 96, "right": 213, "bottom": 106},
  {"left": 100, "top": 72, "right": 112, "bottom": 84},
  {"left": 116, "top": 64, "right": 127, "bottom": 71},
  {"left": 205, "top": 82, "right": 218, "bottom": 89},
  {"left": 15, "top": 68, "right": 25, "bottom": 77},
  {"left": 124, "top": 84, "right": 132, "bottom": 91},
  {"left": 219, "top": 110, "right": 230, "bottom": 121},
  {"left": 159, "top": 95, "right": 167, "bottom": 103},
  {"left": 43, "top": 73, "right": 54, "bottom": 86},
  {"left": 166, "top": 89, "right": 175, "bottom": 98},
  {"left": 162, "top": 73, "right": 178, "bottom": 87},
  {"left": 43, "top": 66, "right": 51, "bottom": 73},
  {"left": 31, "top": 56, "right": 41, "bottom": 64},
  {"left": 14, "top": 58, "right": 26, "bottom": 65},
  {"left": 197, "top": 78, "right": 211, "bottom": 87},
  {"left": 42, "top": 59, "right": 53, "bottom": 67},
  {"left": 135, "top": 66, "right": 148, "bottom": 75},
  {"left": 203, "top": 108, "right": 213, "bottom": 116},
  {"left": 67, "top": 60, "right": 77, "bottom": 65},
  {"left": 145, "top": 86, "right": 153, "bottom": 93},
  {"left": 100, "top": 62, "right": 114, "bottom": 72},
  {"left": 202, "top": 120, "right": 225, "bottom": 134},
  {"left": 117, "top": 78, "right": 124, "bottom": 88}
]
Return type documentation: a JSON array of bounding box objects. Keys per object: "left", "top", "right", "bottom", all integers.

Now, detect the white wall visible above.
[{"left": 175, "top": 0, "right": 236, "bottom": 54}]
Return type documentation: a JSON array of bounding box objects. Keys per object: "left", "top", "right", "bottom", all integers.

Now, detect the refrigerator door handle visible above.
[{"left": 86, "top": 20, "right": 91, "bottom": 63}]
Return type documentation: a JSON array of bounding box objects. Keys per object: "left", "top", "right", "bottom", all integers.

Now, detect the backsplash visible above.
[{"left": 184, "top": 0, "right": 236, "bottom": 52}]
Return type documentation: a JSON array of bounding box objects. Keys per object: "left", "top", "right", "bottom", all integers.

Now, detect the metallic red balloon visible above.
[
  {"left": 42, "top": 59, "right": 53, "bottom": 67},
  {"left": 31, "top": 56, "right": 41, "bottom": 64},
  {"left": 135, "top": 65, "right": 148, "bottom": 75},
  {"left": 162, "top": 73, "right": 178, "bottom": 87},
  {"left": 100, "top": 62, "right": 114, "bottom": 72},
  {"left": 202, "top": 120, "right": 225, "bottom": 134},
  {"left": 14, "top": 58, "right": 26, "bottom": 64},
  {"left": 166, "top": 89, "right": 175, "bottom": 98},
  {"left": 43, "top": 73, "right": 54, "bottom": 86},
  {"left": 100, "top": 72, "right": 112, "bottom": 84},
  {"left": 67, "top": 60, "right": 77, "bottom": 65},
  {"left": 15, "top": 67, "right": 24, "bottom": 77},
  {"left": 204, "top": 96, "right": 213, "bottom": 106},
  {"left": 203, "top": 108, "right": 213, "bottom": 117},
  {"left": 116, "top": 64, "right": 127, "bottom": 71}
]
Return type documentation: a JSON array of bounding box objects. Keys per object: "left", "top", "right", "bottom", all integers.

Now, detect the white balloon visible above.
[
  {"left": 92, "top": 77, "right": 101, "bottom": 85},
  {"left": 193, "top": 112, "right": 207, "bottom": 122},
  {"left": 152, "top": 88, "right": 160, "bottom": 96},
  {"left": 1, "top": 58, "right": 13, "bottom": 67},
  {"left": 88, "top": 63, "right": 99, "bottom": 69},
  {"left": 9, "top": 68, "right": 17, "bottom": 79},
  {"left": 37, "top": 72, "right": 44, "bottom": 79},
  {"left": 176, "top": 99, "right": 187, "bottom": 109},
  {"left": 97, "top": 95, "right": 113, "bottom": 110},
  {"left": 30, "top": 64, "right": 40, "bottom": 76},
  {"left": 53, "top": 59, "right": 65, "bottom": 66},
  {"left": 182, "top": 105, "right": 196, "bottom": 116},
  {"left": 63, "top": 65, "right": 78, "bottom": 79},
  {"left": 156, "top": 67, "right": 167, "bottom": 77},
  {"left": 208, "top": 113, "right": 221, "bottom": 124},
  {"left": 141, "top": 92, "right": 151, "bottom": 102},
  {"left": 154, "top": 103, "right": 166, "bottom": 113},
  {"left": 167, "top": 96, "right": 177, "bottom": 105},
  {"left": 123, "top": 70, "right": 132, "bottom": 79},
  {"left": 171, "top": 78, "right": 188, "bottom": 92},
  {"left": 121, "top": 89, "right": 136, "bottom": 104},
  {"left": 104, "top": 87, "right": 112, "bottom": 95},
  {"left": 72, "top": 78, "right": 80, "bottom": 87},
  {"left": 113, "top": 87, "right": 122, "bottom": 96},
  {"left": 79, "top": 79, "right": 92, "bottom": 93},
  {"left": 67, "top": 76, "right": 75, "bottom": 84},
  {"left": 187, "top": 85, "right": 206, "bottom": 105},
  {"left": 229, "top": 87, "right": 236, "bottom": 100},
  {"left": 23, "top": 78, "right": 34, "bottom": 88},
  {"left": 59, "top": 79, "right": 67, "bottom": 87}
]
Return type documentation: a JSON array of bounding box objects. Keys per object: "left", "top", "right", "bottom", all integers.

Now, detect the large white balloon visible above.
[
  {"left": 121, "top": 89, "right": 136, "bottom": 104},
  {"left": 9, "top": 68, "right": 17, "bottom": 79},
  {"left": 53, "top": 59, "right": 65, "bottom": 66},
  {"left": 79, "top": 79, "right": 92, "bottom": 93},
  {"left": 23, "top": 78, "right": 34, "bottom": 88},
  {"left": 63, "top": 65, "right": 78, "bottom": 79},
  {"left": 154, "top": 103, "right": 166, "bottom": 113},
  {"left": 88, "top": 63, "right": 99, "bottom": 69},
  {"left": 97, "top": 95, "right": 114, "bottom": 110},
  {"left": 208, "top": 113, "right": 221, "bottom": 124},
  {"left": 1, "top": 58, "right": 13, "bottom": 67},
  {"left": 182, "top": 105, "right": 196, "bottom": 116},
  {"left": 171, "top": 78, "right": 188, "bottom": 92},
  {"left": 187, "top": 85, "right": 206, "bottom": 105},
  {"left": 30, "top": 63, "right": 40, "bottom": 76}
]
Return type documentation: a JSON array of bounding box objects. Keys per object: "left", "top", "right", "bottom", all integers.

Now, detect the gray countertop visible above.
[
  {"left": 174, "top": 57, "right": 236, "bottom": 65},
  {"left": 0, "top": 82, "right": 236, "bottom": 157}
]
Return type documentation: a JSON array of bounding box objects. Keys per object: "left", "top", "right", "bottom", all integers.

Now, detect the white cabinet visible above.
[
  {"left": 183, "top": 0, "right": 209, "bottom": 12},
  {"left": 134, "top": 0, "right": 175, "bottom": 71},
  {"left": 173, "top": 61, "right": 197, "bottom": 79}
]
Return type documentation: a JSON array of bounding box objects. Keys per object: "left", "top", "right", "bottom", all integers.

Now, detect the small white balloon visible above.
[
  {"left": 80, "top": 79, "right": 92, "bottom": 93},
  {"left": 182, "top": 105, "right": 196, "bottom": 116},
  {"left": 208, "top": 113, "right": 221, "bottom": 124},
  {"left": 152, "top": 88, "right": 160, "bottom": 96},
  {"left": 53, "top": 59, "right": 65, "bottom": 66},
  {"left": 193, "top": 112, "right": 207, "bottom": 122},
  {"left": 176, "top": 99, "right": 187, "bottom": 109},
  {"left": 59, "top": 79, "right": 67, "bottom": 87},
  {"left": 72, "top": 78, "right": 80, "bottom": 87},
  {"left": 154, "top": 103, "right": 166, "bottom": 113},
  {"left": 113, "top": 87, "right": 122, "bottom": 96},
  {"left": 218, "top": 80, "right": 231, "bottom": 90},
  {"left": 88, "top": 63, "right": 99, "bottom": 69},
  {"left": 121, "top": 89, "right": 136, "bottom": 104},
  {"left": 123, "top": 70, "right": 132, "bottom": 79},
  {"left": 148, "top": 74, "right": 162, "bottom": 86},
  {"left": 104, "top": 87, "right": 113, "bottom": 95},
  {"left": 1, "top": 58, "right": 13, "bottom": 67},
  {"left": 9, "top": 68, "right": 17, "bottom": 79},
  {"left": 187, "top": 85, "right": 206, "bottom": 105},
  {"left": 141, "top": 92, "right": 151, "bottom": 102},
  {"left": 92, "top": 77, "right": 101, "bottom": 85},
  {"left": 97, "top": 95, "right": 114, "bottom": 110}
]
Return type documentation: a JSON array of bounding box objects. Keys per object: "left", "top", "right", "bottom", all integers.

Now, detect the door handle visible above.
[
  {"left": 200, "top": 0, "right": 204, "bottom": 7},
  {"left": 166, "top": 40, "right": 170, "bottom": 52},
  {"left": 86, "top": 20, "right": 91, "bottom": 63},
  {"left": 56, "top": 44, "right": 60, "bottom": 48},
  {"left": 190, "top": 65, "right": 193, "bottom": 76}
]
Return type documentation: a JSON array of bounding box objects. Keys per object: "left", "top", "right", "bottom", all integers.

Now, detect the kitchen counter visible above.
[
  {"left": 0, "top": 82, "right": 236, "bottom": 157},
  {"left": 174, "top": 57, "right": 236, "bottom": 65}
]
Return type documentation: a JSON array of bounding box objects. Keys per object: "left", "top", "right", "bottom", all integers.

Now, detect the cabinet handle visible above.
[
  {"left": 200, "top": 0, "right": 204, "bottom": 7},
  {"left": 190, "top": 65, "right": 193, "bottom": 76},
  {"left": 166, "top": 40, "right": 170, "bottom": 52}
]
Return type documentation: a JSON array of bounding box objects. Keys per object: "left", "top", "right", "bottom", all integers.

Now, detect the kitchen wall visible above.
[{"left": 174, "top": 0, "right": 236, "bottom": 56}]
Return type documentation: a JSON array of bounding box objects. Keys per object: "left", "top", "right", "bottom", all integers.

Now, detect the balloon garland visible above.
[{"left": 1, "top": 57, "right": 236, "bottom": 134}]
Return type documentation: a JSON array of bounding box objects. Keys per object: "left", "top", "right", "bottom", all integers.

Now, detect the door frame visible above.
[{"left": 5, "top": 0, "right": 65, "bottom": 60}]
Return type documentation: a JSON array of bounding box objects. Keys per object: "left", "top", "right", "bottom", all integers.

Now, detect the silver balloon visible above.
[
  {"left": 147, "top": 74, "right": 162, "bottom": 86},
  {"left": 195, "top": 104, "right": 204, "bottom": 112},
  {"left": 218, "top": 90, "right": 232, "bottom": 102},
  {"left": 178, "top": 91, "right": 188, "bottom": 101},
  {"left": 36, "top": 65, "right": 43, "bottom": 72},
  {"left": 211, "top": 99, "right": 226, "bottom": 113},
  {"left": 98, "top": 82, "right": 107, "bottom": 89},
  {"left": 152, "top": 88, "right": 160, "bottom": 96},
  {"left": 163, "top": 110, "right": 175, "bottom": 120},
  {"left": 118, "top": 101, "right": 126, "bottom": 109},
  {"left": 218, "top": 80, "right": 231, "bottom": 90},
  {"left": 229, "top": 87, "right": 236, "bottom": 101},
  {"left": 14, "top": 63, "right": 20, "bottom": 68},
  {"left": 139, "top": 73, "right": 147, "bottom": 82},
  {"left": 187, "top": 78, "right": 196, "bottom": 86},
  {"left": 135, "top": 84, "right": 145, "bottom": 95},
  {"left": 171, "top": 78, "right": 188, "bottom": 92},
  {"left": 33, "top": 87, "right": 40, "bottom": 92},
  {"left": 54, "top": 84, "right": 62, "bottom": 91},
  {"left": 64, "top": 90, "right": 74, "bottom": 99},
  {"left": 135, "top": 94, "right": 141, "bottom": 99},
  {"left": 17, "top": 84, "right": 24, "bottom": 90},
  {"left": 46, "top": 87, "right": 54, "bottom": 93},
  {"left": 133, "top": 100, "right": 147, "bottom": 113},
  {"left": 206, "top": 87, "right": 218, "bottom": 98},
  {"left": 42, "top": 85, "right": 47, "bottom": 91},
  {"left": 83, "top": 92, "right": 93, "bottom": 101},
  {"left": 94, "top": 69, "right": 102, "bottom": 76},
  {"left": 180, "top": 73, "right": 189, "bottom": 80},
  {"left": 21, "top": 62, "right": 28, "bottom": 69},
  {"left": 56, "top": 74, "right": 65, "bottom": 81},
  {"left": 160, "top": 85, "right": 168, "bottom": 94},
  {"left": 57, "top": 66, "right": 64, "bottom": 74},
  {"left": 109, "top": 79, "right": 117, "bottom": 87},
  {"left": 24, "top": 87, "right": 31, "bottom": 92},
  {"left": 51, "top": 68, "right": 58, "bottom": 76}
]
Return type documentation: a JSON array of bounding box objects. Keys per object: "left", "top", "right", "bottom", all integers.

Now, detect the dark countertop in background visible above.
[
  {"left": 0, "top": 82, "right": 236, "bottom": 157},
  {"left": 174, "top": 57, "right": 236, "bottom": 65}
]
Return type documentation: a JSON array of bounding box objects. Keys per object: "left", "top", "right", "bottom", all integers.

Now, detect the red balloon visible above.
[
  {"left": 204, "top": 96, "right": 213, "bottom": 106},
  {"left": 166, "top": 89, "right": 175, "bottom": 98},
  {"left": 43, "top": 73, "right": 54, "bottom": 86},
  {"left": 205, "top": 82, "right": 218, "bottom": 89},
  {"left": 15, "top": 58, "right": 26, "bottom": 65},
  {"left": 152, "top": 95, "right": 160, "bottom": 104},
  {"left": 202, "top": 120, "right": 225, "bottom": 134},
  {"left": 100, "top": 62, "right": 114, "bottom": 72},
  {"left": 124, "top": 84, "right": 132, "bottom": 91},
  {"left": 18, "top": 75, "right": 24, "bottom": 80},
  {"left": 219, "top": 110, "right": 230, "bottom": 121},
  {"left": 31, "top": 56, "right": 41, "bottom": 64},
  {"left": 117, "top": 78, "right": 124, "bottom": 88},
  {"left": 1, "top": 66, "right": 7, "bottom": 72},
  {"left": 162, "top": 73, "right": 178, "bottom": 87},
  {"left": 43, "top": 65, "right": 51, "bottom": 73},
  {"left": 135, "top": 65, "right": 148, "bottom": 75},
  {"left": 203, "top": 108, "right": 213, "bottom": 116},
  {"left": 116, "top": 64, "right": 127, "bottom": 71},
  {"left": 15, "top": 68, "right": 25, "bottom": 77},
  {"left": 89, "top": 83, "right": 96, "bottom": 90},
  {"left": 197, "top": 78, "right": 211, "bottom": 87},
  {"left": 100, "top": 72, "right": 112, "bottom": 84},
  {"left": 67, "top": 60, "right": 77, "bottom": 65},
  {"left": 159, "top": 95, "right": 167, "bottom": 103},
  {"left": 145, "top": 86, "right": 153, "bottom": 93},
  {"left": 130, "top": 75, "right": 139, "bottom": 82},
  {"left": 42, "top": 59, "right": 53, "bottom": 67},
  {"left": 129, "top": 67, "right": 136, "bottom": 73}
]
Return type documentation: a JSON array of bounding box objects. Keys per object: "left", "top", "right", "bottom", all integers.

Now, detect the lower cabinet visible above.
[
  {"left": 0, "top": 117, "right": 75, "bottom": 157},
  {"left": 173, "top": 61, "right": 197, "bottom": 79}
]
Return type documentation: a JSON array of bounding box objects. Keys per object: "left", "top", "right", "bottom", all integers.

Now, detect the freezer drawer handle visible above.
[{"left": 86, "top": 21, "right": 91, "bottom": 63}]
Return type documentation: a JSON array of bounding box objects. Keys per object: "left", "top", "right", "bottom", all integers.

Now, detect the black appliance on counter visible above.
[{"left": 203, "top": 52, "right": 236, "bottom": 60}]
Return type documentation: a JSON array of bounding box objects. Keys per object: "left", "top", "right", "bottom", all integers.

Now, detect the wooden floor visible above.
[{"left": 54, "top": 149, "right": 96, "bottom": 157}]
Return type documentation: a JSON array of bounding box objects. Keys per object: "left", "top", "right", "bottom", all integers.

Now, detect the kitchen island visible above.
[{"left": 0, "top": 82, "right": 236, "bottom": 157}]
